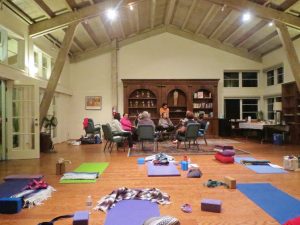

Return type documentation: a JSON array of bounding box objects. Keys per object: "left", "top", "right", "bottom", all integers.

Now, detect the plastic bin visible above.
[{"left": 273, "top": 133, "right": 283, "bottom": 145}]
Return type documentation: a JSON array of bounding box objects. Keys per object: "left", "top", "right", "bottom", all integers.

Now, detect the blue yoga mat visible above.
[
  {"left": 0, "top": 179, "right": 31, "bottom": 198},
  {"left": 104, "top": 200, "right": 160, "bottom": 225},
  {"left": 147, "top": 162, "right": 180, "bottom": 177},
  {"left": 235, "top": 157, "right": 287, "bottom": 174},
  {"left": 238, "top": 183, "right": 300, "bottom": 224}
]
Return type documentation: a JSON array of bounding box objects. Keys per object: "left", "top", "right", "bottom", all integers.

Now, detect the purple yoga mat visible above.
[
  {"left": 104, "top": 200, "right": 160, "bottom": 225},
  {"left": 147, "top": 162, "right": 180, "bottom": 177}
]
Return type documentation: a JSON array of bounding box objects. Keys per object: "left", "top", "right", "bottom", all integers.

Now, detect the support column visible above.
[
  {"left": 39, "top": 22, "right": 78, "bottom": 129},
  {"left": 111, "top": 39, "right": 118, "bottom": 112},
  {"left": 275, "top": 21, "right": 300, "bottom": 90}
]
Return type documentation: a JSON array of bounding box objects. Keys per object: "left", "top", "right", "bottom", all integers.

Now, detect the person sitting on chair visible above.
[
  {"left": 111, "top": 113, "right": 134, "bottom": 150},
  {"left": 196, "top": 112, "right": 207, "bottom": 130},
  {"left": 121, "top": 113, "right": 135, "bottom": 132},
  {"left": 173, "top": 111, "right": 197, "bottom": 144},
  {"left": 137, "top": 111, "right": 155, "bottom": 128},
  {"left": 157, "top": 112, "right": 175, "bottom": 132},
  {"left": 159, "top": 103, "right": 169, "bottom": 118}
]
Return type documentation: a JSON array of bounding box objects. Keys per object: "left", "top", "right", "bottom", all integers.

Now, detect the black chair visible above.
[
  {"left": 84, "top": 118, "right": 101, "bottom": 137},
  {"left": 102, "top": 123, "right": 126, "bottom": 153},
  {"left": 137, "top": 125, "right": 158, "bottom": 152},
  {"left": 177, "top": 123, "right": 202, "bottom": 150},
  {"left": 198, "top": 121, "right": 210, "bottom": 145}
]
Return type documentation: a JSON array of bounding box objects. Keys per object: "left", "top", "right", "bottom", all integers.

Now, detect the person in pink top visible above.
[{"left": 120, "top": 113, "right": 134, "bottom": 131}]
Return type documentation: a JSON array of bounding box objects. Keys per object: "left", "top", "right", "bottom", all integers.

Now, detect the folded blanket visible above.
[
  {"left": 60, "top": 172, "right": 99, "bottom": 180},
  {"left": 23, "top": 186, "right": 56, "bottom": 208}
]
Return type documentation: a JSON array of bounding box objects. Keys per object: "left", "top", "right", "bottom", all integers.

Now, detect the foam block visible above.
[
  {"left": 0, "top": 198, "right": 22, "bottom": 214},
  {"left": 73, "top": 211, "right": 89, "bottom": 225},
  {"left": 215, "top": 153, "right": 234, "bottom": 164},
  {"left": 224, "top": 176, "right": 236, "bottom": 189},
  {"left": 201, "top": 199, "right": 222, "bottom": 213}
]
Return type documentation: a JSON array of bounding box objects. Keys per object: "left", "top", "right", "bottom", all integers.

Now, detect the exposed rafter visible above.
[
  {"left": 195, "top": 4, "right": 219, "bottom": 34},
  {"left": 280, "top": 0, "right": 298, "bottom": 12},
  {"left": 164, "top": 0, "right": 176, "bottom": 25},
  {"left": 134, "top": 3, "right": 140, "bottom": 33},
  {"left": 150, "top": 0, "right": 156, "bottom": 29},
  {"left": 99, "top": 17, "right": 111, "bottom": 42},
  {"left": 208, "top": 10, "right": 234, "bottom": 39},
  {"left": 82, "top": 22, "right": 101, "bottom": 46},
  {"left": 33, "top": 0, "right": 55, "bottom": 18},
  {"left": 73, "top": 37, "right": 85, "bottom": 51},
  {"left": 29, "top": 1, "right": 108, "bottom": 37},
  {"left": 220, "top": 18, "right": 243, "bottom": 43},
  {"left": 204, "top": 0, "right": 300, "bottom": 30},
  {"left": 276, "top": 21, "right": 300, "bottom": 89},
  {"left": 248, "top": 31, "right": 277, "bottom": 53},
  {"left": 234, "top": 20, "right": 268, "bottom": 47},
  {"left": 181, "top": 0, "right": 197, "bottom": 30}
]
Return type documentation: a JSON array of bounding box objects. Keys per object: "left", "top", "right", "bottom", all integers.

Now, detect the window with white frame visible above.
[
  {"left": 267, "top": 97, "right": 281, "bottom": 120},
  {"left": 224, "top": 98, "right": 259, "bottom": 119},
  {"left": 265, "top": 66, "right": 284, "bottom": 86},
  {"left": 33, "top": 46, "right": 52, "bottom": 79},
  {"left": 224, "top": 71, "right": 258, "bottom": 87}
]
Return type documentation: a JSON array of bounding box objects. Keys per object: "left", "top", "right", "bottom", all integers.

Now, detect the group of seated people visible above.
[{"left": 109, "top": 103, "right": 208, "bottom": 149}]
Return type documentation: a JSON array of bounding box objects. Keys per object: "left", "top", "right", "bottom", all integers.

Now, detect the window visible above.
[
  {"left": 267, "top": 97, "right": 281, "bottom": 120},
  {"left": 277, "top": 67, "right": 284, "bottom": 84},
  {"left": 224, "top": 72, "right": 239, "bottom": 87},
  {"left": 267, "top": 70, "right": 274, "bottom": 86},
  {"left": 265, "top": 66, "right": 284, "bottom": 86},
  {"left": 242, "top": 72, "right": 258, "bottom": 87},
  {"left": 224, "top": 71, "right": 258, "bottom": 87},
  {"left": 33, "top": 46, "right": 53, "bottom": 79},
  {"left": 242, "top": 99, "right": 258, "bottom": 119},
  {"left": 224, "top": 98, "right": 259, "bottom": 119}
]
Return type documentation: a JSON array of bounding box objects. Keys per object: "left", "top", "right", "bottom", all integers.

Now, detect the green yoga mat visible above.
[{"left": 60, "top": 162, "right": 109, "bottom": 184}]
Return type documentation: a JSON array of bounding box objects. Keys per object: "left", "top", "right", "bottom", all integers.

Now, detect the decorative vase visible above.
[{"left": 173, "top": 90, "right": 178, "bottom": 106}]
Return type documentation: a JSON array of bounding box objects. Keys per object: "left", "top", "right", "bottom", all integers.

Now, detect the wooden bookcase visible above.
[
  {"left": 282, "top": 81, "right": 300, "bottom": 144},
  {"left": 122, "top": 79, "right": 219, "bottom": 136}
]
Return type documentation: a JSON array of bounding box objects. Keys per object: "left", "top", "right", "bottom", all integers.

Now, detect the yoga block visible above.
[
  {"left": 201, "top": 199, "right": 222, "bottom": 213},
  {"left": 73, "top": 211, "right": 89, "bottom": 225},
  {"left": 224, "top": 176, "right": 236, "bottom": 189},
  {"left": 137, "top": 158, "right": 145, "bottom": 164},
  {"left": 0, "top": 198, "right": 22, "bottom": 214}
]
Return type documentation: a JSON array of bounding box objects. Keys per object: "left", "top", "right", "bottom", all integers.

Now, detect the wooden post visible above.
[
  {"left": 275, "top": 21, "right": 300, "bottom": 90},
  {"left": 39, "top": 22, "right": 78, "bottom": 129},
  {"left": 111, "top": 39, "right": 118, "bottom": 112}
]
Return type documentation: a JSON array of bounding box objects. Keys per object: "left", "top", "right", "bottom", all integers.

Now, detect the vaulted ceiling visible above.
[{"left": 4, "top": 0, "right": 300, "bottom": 62}]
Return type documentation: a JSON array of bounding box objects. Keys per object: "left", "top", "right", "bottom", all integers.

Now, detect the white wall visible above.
[
  {"left": 69, "top": 53, "right": 112, "bottom": 138},
  {"left": 69, "top": 33, "right": 264, "bottom": 137}
]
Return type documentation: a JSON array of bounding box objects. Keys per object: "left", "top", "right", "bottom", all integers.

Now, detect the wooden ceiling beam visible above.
[
  {"left": 204, "top": 0, "right": 300, "bottom": 30},
  {"left": 168, "top": 26, "right": 261, "bottom": 62},
  {"left": 73, "top": 37, "right": 85, "bottom": 51},
  {"left": 82, "top": 22, "right": 100, "bottom": 46},
  {"left": 164, "top": 0, "right": 176, "bottom": 25},
  {"left": 234, "top": 20, "right": 268, "bottom": 47},
  {"left": 248, "top": 30, "right": 277, "bottom": 53},
  {"left": 99, "top": 17, "right": 111, "bottom": 42},
  {"left": 150, "top": 0, "right": 156, "bottom": 29},
  {"left": 118, "top": 20, "right": 126, "bottom": 39},
  {"left": 208, "top": 10, "right": 233, "bottom": 39},
  {"left": 275, "top": 21, "right": 300, "bottom": 90},
  {"left": 65, "top": 0, "right": 77, "bottom": 10},
  {"left": 134, "top": 3, "right": 140, "bottom": 33},
  {"left": 280, "top": 0, "right": 298, "bottom": 12},
  {"left": 181, "top": 0, "right": 197, "bottom": 30},
  {"left": 33, "top": 0, "right": 55, "bottom": 18},
  {"left": 29, "top": 1, "right": 110, "bottom": 37},
  {"left": 195, "top": 4, "right": 218, "bottom": 34},
  {"left": 222, "top": 22, "right": 243, "bottom": 43}
]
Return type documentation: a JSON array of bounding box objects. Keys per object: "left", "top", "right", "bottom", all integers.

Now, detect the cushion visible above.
[
  {"left": 215, "top": 153, "right": 234, "bottom": 164},
  {"left": 283, "top": 216, "right": 300, "bottom": 225},
  {"left": 218, "top": 149, "right": 235, "bottom": 156},
  {"left": 143, "top": 216, "right": 180, "bottom": 225},
  {"left": 187, "top": 168, "right": 202, "bottom": 178}
]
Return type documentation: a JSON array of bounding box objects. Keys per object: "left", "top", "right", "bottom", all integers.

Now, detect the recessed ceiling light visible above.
[
  {"left": 106, "top": 8, "right": 117, "bottom": 21},
  {"left": 268, "top": 21, "right": 274, "bottom": 27},
  {"left": 242, "top": 12, "right": 251, "bottom": 22}
]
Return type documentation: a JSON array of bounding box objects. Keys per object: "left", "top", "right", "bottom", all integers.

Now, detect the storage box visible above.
[{"left": 283, "top": 156, "right": 299, "bottom": 171}]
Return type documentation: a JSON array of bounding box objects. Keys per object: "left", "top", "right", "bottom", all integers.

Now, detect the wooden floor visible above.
[{"left": 0, "top": 138, "right": 300, "bottom": 225}]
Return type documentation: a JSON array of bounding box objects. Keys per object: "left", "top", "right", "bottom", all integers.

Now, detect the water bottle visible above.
[{"left": 86, "top": 195, "right": 93, "bottom": 214}]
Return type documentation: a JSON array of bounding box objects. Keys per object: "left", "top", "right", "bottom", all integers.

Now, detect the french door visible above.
[{"left": 6, "top": 83, "right": 39, "bottom": 159}]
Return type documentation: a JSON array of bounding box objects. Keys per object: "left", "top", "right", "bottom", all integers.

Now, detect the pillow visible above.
[
  {"left": 187, "top": 168, "right": 202, "bottom": 178},
  {"left": 218, "top": 149, "right": 235, "bottom": 156},
  {"left": 215, "top": 153, "right": 234, "bottom": 164},
  {"left": 143, "top": 216, "right": 180, "bottom": 225}
]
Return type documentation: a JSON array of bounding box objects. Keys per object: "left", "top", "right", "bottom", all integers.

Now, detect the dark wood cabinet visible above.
[
  {"left": 122, "top": 79, "right": 219, "bottom": 136},
  {"left": 282, "top": 81, "right": 300, "bottom": 144}
]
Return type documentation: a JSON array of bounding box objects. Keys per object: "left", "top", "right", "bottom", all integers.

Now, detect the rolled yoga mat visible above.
[
  {"left": 104, "top": 200, "right": 160, "bottom": 225},
  {"left": 238, "top": 183, "right": 300, "bottom": 224},
  {"left": 147, "top": 162, "right": 180, "bottom": 177},
  {"left": 60, "top": 162, "right": 109, "bottom": 184}
]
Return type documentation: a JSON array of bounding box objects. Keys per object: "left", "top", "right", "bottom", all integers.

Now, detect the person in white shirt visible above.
[{"left": 111, "top": 113, "right": 134, "bottom": 149}]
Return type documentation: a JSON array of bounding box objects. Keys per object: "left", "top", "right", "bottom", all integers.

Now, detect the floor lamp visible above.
[{"left": 273, "top": 102, "right": 282, "bottom": 125}]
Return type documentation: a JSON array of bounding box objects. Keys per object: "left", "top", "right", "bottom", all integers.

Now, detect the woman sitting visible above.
[
  {"left": 111, "top": 113, "right": 134, "bottom": 150},
  {"left": 120, "top": 113, "right": 135, "bottom": 132},
  {"left": 137, "top": 111, "right": 155, "bottom": 128},
  {"left": 157, "top": 112, "right": 175, "bottom": 132},
  {"left": 173, "top": 111, "right": 197, "bottom": 143}
]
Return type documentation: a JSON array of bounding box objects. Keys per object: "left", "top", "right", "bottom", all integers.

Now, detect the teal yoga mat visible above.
[{"left": 60, "top": 162, "right": 109, "bottom": 184}]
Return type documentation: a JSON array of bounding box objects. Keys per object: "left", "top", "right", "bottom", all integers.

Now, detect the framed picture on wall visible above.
[{"left": 85, "top": 96, "right": 102, "bottom": 110}]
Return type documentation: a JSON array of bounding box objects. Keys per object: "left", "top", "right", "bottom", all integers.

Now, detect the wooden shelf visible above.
[
  {"left": 169, "top": 105, "right": 187, "bottom": 108},
  {"left": 128, "top": 107, "right": 157, "bottom": 109},
  {"left": 193, "top": 108, "right": 213, "bottom": 110},
  {"left": 128, "top": 98, "right": 156, "bottom": 100}
]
